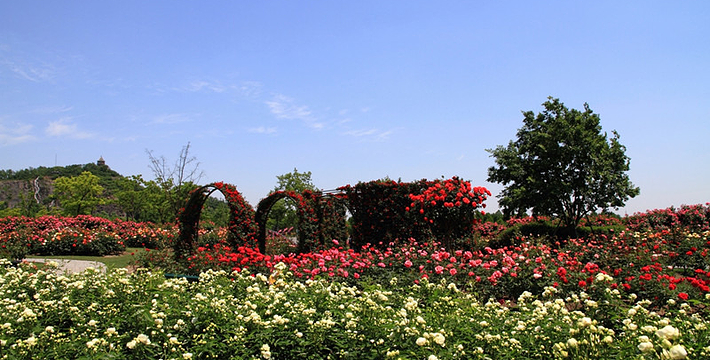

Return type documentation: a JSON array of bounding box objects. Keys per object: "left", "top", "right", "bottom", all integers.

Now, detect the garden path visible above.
[{"left": 22, "top": 258, "right": 107, "bottom": 275}]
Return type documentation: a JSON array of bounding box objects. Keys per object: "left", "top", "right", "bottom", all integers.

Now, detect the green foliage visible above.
[
  {"left": 200, "top": 197, "right": 230, "bottom": 228},
  {"left": 267, "top": 168, "right": 319, "bottom": 230},
  {"left": 491, "top": 219, "right": 626, "bottom": 249},
  {"left": 114, "top": 175, "right": 151, "bottom": 221},
  {"left": 53, "top": 171, "right": 105, "bottom": 216},
  {"left": 0, "top": 162, "right": 121, "bottom": 181},
  {"left": 487, "top": 97, "right": 640, "bottom": 230}
]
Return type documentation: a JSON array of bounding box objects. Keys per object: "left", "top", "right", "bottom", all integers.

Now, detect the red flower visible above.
[{"left": 678, "top": 292, "right": 689, "bottom": 300}]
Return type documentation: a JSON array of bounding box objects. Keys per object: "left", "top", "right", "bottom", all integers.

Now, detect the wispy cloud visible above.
[
  {"left": 237, "top": 81, "right": 263, "bottom": 100},
  {"left": 0, "top": 120, "right": 36, "bottom": 146},
  {"left": 248, "top": 126, "right": 277, "bottom": 135},
  {"left": 45, "top": 118, "right": 93, "bottom": 139},
  {"left": 344, "top": 128, "right": 393, "bottom": 142},
  {"left": 151, "top": 113, "right": 194, "bottom": 125},
  {"left": 29, "top": 105, "right": 74, "bottom": 114},
  {"left": 3, "top": 59, "right": 55, "bottom": 82},
  {"left": 184, "top": 80, "right": 226, "bottom": 93},
  {"left": 265, "top": 94, "right": 324, "bottom": 129}
]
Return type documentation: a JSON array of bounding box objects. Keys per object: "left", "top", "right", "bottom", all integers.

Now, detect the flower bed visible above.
[
  {"left": 175, "top": 229, "right": 710, "bottom": 306},
  {"left": 0, "top": 216, "right": 174, "bottom": 260},
  {"left": 1, "top": 261, "right": 708, "bottom": 359}
]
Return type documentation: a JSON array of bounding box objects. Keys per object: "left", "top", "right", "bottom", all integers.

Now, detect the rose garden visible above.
[
  {"left": 1, "top": 99, "right": 708, "bottom": 359},
  {"left": 1, "top": 176, "right": 709, "bottom": 359}
]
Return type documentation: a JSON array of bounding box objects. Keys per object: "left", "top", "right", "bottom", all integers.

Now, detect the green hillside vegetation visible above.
[{"left": 0, "top": 161, "right": 230, "bottom": 226}]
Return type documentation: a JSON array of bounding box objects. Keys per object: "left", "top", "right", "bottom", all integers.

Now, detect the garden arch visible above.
[
  {"left": 255, "top": 191, "right": 315, "bottom": 254},
  {"left": 176, "top": 182, "right": 257, "bottom": 261},
  {"left": 255, "top": 190, "right": 349, "bottom": 254}
]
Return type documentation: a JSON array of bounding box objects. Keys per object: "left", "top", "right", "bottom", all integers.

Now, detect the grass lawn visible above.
[{"left": 27, "top": 247, "right": 148, "bottom": 269}]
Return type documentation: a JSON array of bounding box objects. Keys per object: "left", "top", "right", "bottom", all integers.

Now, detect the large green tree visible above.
[
  {"left": 267, "top": 168, "right": 319, "bottom": 230},
  {"left": 54, "top": 171, "right": 105, "bottom": 216},
  {"left": 487, "top": 97, "right": 640, "bottom": 230}
]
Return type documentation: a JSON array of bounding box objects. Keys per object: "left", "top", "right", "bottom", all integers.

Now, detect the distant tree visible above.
[
  {"left": 53, "top": 171, "right": 105, "bottom": 216},
  {"left": 267, "top": 168, "right": 319, "bottom": 230},
  {"left": 487, "top": 97, "right": 640, "bottom": 231},
  {"left": 146, "top": 142, "right": 205, "bottom": 222},
  {"left": 114, "top": 175, "right": 150, "bottom": 221},
  {"left": 200, "top": 197, "right": 230, "bottom": 228}
]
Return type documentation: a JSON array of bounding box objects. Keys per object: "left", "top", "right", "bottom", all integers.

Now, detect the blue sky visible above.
[{"left": 1, "top": 1, "right": 708, "bottom": 215}]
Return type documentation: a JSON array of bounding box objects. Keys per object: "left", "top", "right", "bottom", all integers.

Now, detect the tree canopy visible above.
[
  {"left": 486, "top": 97, "right": 640, "bottom": 230},
  {"left": 53, "top": 171, "right": 105, "bottom": 216},
  {"left": 267, "top": 168, "right": 319, "bottom": 230}
]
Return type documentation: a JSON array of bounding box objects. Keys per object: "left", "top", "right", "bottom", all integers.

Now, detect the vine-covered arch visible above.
[
  {"left": 176, "top": 182, "right": 257, "bottom": 261},
  {"left": 255, "top": 191, "right": 314, "bottom": 254},
  {"left": 255, "top": 190, "right": 348, "bottom": 254}
]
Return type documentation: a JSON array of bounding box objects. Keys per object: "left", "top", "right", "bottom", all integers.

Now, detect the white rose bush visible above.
[
  {"left": 1, "top": 204, "right": 710, "bottom": 358},
  {"left": 0, "top": 259, "right": 708, "bottom": 359}
]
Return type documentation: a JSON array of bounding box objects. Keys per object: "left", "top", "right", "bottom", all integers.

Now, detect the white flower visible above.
[
  {"left": 88, "top": 319, "right": 98, "bottom": 327},
  {"left": 665, "top": 344, "right": 687, "bottom": 359},
  {"left": 638, "top": 342, "right": 654, "bottom": 353},
  {"left": 261, "top": 344, "right": 271, "bottom": 359},
  {"left": 126, "top": 340, "right": 137, "bottom": 349},
  {"left": 656, "top": 325, "right": 680, "bottom": 340},
  {"left": 416, "top": 337, "right": 428, "bottom": 346},
  {"left": 183, "top": 353, "right": 193, "bottom": 359},
  {"left": 432, "top": 332, "right": 446, "bottom": 346},
  {"left": 567, "top": 338, "right": 578, "bottom": 349},
  {"left": 170, "top": 336, "right": 179, "bottom": 345},
  {"left": 136, "top": 334, "right": 151, "bottom": 345},
  {"left": 428, "top": 355, "right": 438, "bottom": 360},
  {"left": 105, "top": 327, "right": 117, "bottom": 336},
  {"left": 45, "top": 326, "right": 55, "bottom": 333},
  {"left": 578, "top": 317, "right": 592, "bottom": 328},
  {"left": 24, "top": 336, "right": 37, "bottom": 346}
]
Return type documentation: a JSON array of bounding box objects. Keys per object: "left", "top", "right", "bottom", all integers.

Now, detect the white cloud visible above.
[
  {"left": 248, "top": 126, "right": 277, "bottom": 134},
  {"left": 151, "top": 113, "right": 193, "bottom": 124},
  {"left": 185, "top": 80, "right": 226, "bottom": 93},
  {"left": 237, "top": 81, "right": 263, "bottom": 99},
  {"left": 344, "top": 128, "right": 393, "bottom": 142},
  {"left": 265, "top": 94, "right": 324, "bottom": 129},
  {"left": 266, "top": 94, "right": 312, "bottom": 119},
  {"left": 29, "top": 105, "right": 73, "bottom": 114},
  {"left": 45, "top": 118, "right": 93, "bottom": 139},
  {"left": 0, "top": 121, "right": 35, "bottom": 146},
  {"left": 2, "top": 57, "right": 55, "bottom": 82}
]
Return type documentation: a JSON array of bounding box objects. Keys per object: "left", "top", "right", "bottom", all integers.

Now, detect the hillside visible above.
[{"left": 0, "top": 158, "right": 124, "bottom": 216}]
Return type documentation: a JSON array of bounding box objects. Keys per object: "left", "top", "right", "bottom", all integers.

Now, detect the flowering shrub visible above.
[
  {"left": 1, "top": 261, "right": 708, "bottom": 359},
  {"left": 625, "top": 204, "right": 710, "bottom": 232},
  {"left": 407, "top": 177, "right": 491, "bottom": 248},
  {"left": 340, "top": 180, "right": 429, "bottom": 250},
  {"left": 0, "top": 215, "right": 170, "bottom": 259},
  {"left": 340, "top": 177, "right": 490, "bottom": 250}
]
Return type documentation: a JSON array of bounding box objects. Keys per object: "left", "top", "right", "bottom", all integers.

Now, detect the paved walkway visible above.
[{"left": 22, "top": 258, "right": 107, "bottom": 274}]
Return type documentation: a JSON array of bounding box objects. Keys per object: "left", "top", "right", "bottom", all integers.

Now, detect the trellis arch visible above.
[
  {"left": 255, "top": 191, "right": 315, "bottom": 254},
  {"left": 255, "top": 190, "right": 349, "bottom": 254},
  {"left": 176, "top": 182, "right": 257, "bottom": 261}
]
